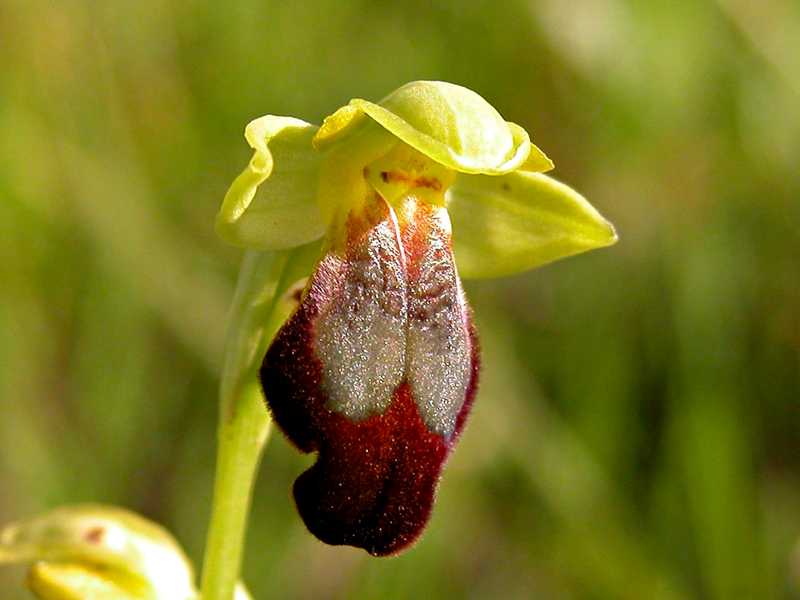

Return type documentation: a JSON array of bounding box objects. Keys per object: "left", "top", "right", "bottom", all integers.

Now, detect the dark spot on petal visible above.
[{"left": 501, "top": 182, "right": 511, "bottom": 192}]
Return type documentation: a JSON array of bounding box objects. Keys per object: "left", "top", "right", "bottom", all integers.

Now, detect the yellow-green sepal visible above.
[
  {"left": 216, "top": 116, "right": 325, "bottom": 250},
  {"left": 315, "top": 81, "right": 552, "bottom": 175},
  {"left": 447, "top": 172, "right": 617, "bottom": 278}
]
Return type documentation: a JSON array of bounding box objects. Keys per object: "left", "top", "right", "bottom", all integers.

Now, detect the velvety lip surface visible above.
[{"left": 261, "top": 194, "right": 479, "bottom": 555}]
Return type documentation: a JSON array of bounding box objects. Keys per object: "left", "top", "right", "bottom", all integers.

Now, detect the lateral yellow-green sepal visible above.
[
  {"left": 216, "top": 116, "right": 325, "bottom": 250},
  {"left": 447, "top": 172, "right": 617, "bottom": 278}
]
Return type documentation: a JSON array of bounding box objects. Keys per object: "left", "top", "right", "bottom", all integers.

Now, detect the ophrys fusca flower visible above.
[{"left": 217, "top": 81, "right": 616, "bottom": 555}]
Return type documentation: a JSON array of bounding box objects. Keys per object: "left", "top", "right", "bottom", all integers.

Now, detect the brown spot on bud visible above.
[{"left": 84, "top": 526, "right": 105, "bottom": 544}]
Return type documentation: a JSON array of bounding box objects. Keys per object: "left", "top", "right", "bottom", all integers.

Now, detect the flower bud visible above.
[{"left": 0, "top": 505, "right": 196, "bottom": 600}]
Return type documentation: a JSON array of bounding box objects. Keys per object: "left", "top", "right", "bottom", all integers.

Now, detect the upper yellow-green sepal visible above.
[
  {"left": 447, "top": 172, "right": 617, "bottom": 278},
  {"left": 216, "top": 116, "right": 325, "bottom": 250},
  {"left": 314, "top": 81, "right": 552, "bottom": 175}
]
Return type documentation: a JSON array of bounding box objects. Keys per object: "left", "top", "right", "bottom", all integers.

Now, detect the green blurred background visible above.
[{"left": 1, "top": 0, "right": 799, "bottom": 598}]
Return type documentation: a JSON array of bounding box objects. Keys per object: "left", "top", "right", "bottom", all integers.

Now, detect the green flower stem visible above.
[
  {"left": 201, "top": 381, "right": 271, "bottom": 600},
  {"left": 199, "top": 247, "right": 315, "bottom": 600}
]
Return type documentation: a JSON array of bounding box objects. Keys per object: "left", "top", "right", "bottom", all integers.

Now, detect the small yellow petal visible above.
[{"left": 216, "top": 116, "right": 325, "bottom": 250}]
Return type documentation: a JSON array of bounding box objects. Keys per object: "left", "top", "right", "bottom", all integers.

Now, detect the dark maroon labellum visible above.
[{"left": 261, "top": 194, "right": 479, "bottom": 556}]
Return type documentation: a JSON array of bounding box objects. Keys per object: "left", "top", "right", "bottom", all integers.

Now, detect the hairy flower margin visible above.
[{"left": 217, "top": 81, "right": 617, "bottom": 556}]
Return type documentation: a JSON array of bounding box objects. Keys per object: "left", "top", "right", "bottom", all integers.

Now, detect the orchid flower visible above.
[{"left": 216, "top": 81, "right": 617, "bottom": 556}]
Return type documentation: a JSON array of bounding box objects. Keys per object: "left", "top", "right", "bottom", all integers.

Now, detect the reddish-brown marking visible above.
[{"left": 380, "top": 170, "right": 442, "bottom": 191}]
